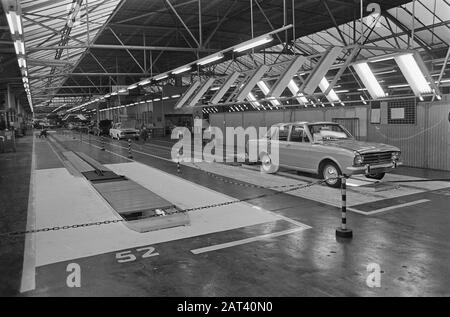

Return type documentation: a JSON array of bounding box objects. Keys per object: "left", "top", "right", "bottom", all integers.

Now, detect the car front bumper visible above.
[{"left": 346, "top": 161, "right": 402, "bottom": 175}]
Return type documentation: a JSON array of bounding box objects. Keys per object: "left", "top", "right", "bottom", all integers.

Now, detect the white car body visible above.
[{"left": 109, "top": 122, "right": 139, "bottom": 140}]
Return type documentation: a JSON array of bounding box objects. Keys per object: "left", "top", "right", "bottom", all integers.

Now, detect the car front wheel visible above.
[
  {"left": 320, "top": 162, "right": 342, "bottom": 188},
  {"left": 260, "top": 153, "right": 278, "bottom": 174}
]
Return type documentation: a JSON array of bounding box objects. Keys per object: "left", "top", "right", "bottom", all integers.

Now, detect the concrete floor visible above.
[{"left": 1, "top": 132, "right": 450, "bottom": 296}]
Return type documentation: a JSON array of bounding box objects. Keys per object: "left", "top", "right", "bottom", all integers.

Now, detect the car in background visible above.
[
  {"left": 109, "top": 122, "right": 139, "bottom": 140},
  {"left": 248, "top": 121, "right": 402, "bottom": 188}
]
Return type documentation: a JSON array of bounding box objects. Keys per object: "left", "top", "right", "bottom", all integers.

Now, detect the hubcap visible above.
[
  {"left": 324, "top": 165, "right": 338, "bottom": 184},
  {"left": 261, "top": 154, "right": 272, "bottom": 171}
]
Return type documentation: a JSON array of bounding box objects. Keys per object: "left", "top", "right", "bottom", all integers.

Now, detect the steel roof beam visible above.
[{"left": 27, "top": 44, "right": 216, "bottom": 52}]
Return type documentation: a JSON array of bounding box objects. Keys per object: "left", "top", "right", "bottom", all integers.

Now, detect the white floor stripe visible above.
[
  {"left": 20, "top": 137, "right": 37, "bottom": 293},
  {"left": 348, "top": 199, "right": 431, "bottom": 215},
  {"left": 191, "top": 227, "right": 307, "bottom": 254}
]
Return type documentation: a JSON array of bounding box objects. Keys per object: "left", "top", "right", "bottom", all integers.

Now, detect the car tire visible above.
[
  {"left": 365, "top": 172, "right": 385, "bottom": 180},
  {"left": 259, "top": 152, "right": 278, "bottom": 174},
  {"left": 320, "top": 162, "right": 342, "bottom": 188}
]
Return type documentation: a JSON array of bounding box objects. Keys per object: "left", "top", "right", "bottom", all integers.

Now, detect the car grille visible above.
[{"left": 362, "top": 152, "right": 393, "bottom": 165}]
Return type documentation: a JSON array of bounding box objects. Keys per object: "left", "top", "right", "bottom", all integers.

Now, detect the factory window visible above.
[{"left": 387, "top": 98, "right": 416, "bottom": 125}]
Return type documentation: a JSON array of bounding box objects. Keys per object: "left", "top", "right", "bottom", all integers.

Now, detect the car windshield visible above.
[{"left": 308, "top": 124, "right": 353, "bottom": 140}]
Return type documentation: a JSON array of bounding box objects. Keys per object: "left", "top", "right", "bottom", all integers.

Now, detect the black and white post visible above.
[
  {"left": 100, "top": 135, "right": 105, "bottom": 151},
  {"left": 336, "top": 176, "right": 353, "bottom": 238},
  {"left": 128, "top": 139, "right": 133, "bottom": 159},
  {"left": 177, "top": 149, "right": 181, "bottom": 173}
]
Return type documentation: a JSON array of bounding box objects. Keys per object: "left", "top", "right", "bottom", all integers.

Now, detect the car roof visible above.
[{"left": 271, "top": 121, "right": 338, "bottom": 126}]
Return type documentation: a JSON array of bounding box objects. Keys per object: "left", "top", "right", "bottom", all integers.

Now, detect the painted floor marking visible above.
[
  {"left": 190, "top": 227, "right": 307, "bottom": 255},
  {"left": 348, "top": 199, "right": 431, "bottom": 215},
  {"left": 70, "top": 135, "right": 442, "bottom": 217},
  {"left": 20, "top": 137, "right": 37, "bottom": 293}
]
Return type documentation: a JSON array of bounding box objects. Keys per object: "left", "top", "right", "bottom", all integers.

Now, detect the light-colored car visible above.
[
  {"left": 248, "top": 122, "right": 402, "bottom": 188},
  {"left": 109, "top": 122, "right": 139, "bottom": 140}
]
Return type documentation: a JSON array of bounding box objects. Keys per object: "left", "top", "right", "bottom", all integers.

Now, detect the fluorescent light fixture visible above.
[
  {"left": 247, "top": 92, "right": 261, "bottom": 108},
  {"left": 189, "top": 77, "right": 215, "bottom": 106},
  {"left": 197, "top": 53, "right": 224, "bottom": 66},
  {"left": 319, "top": 77, "right": 340, "bottom": 103},
  {"left": 154, "top": 98, "right": 161, "bottom": 102},
  {"left": 233, "top": 35, "right": 273, "bottom": 53},
  {"left": 394, "top": 54, "right": 432, "bottom": 97},
  {"left": 257, "top": 81, "right": 281, "bottom": 107},
  {"left": 118, "top": 89, "right": 127, "bottom": 93},
  {"left": 360, "top": 95, "right": 367, "bottom": 105},
  {"left": 18, "top": 58, "right": 26, "bottom": 68},
  {"left": 171, "top": 94, "right": 181, "bottom": 98},
  {"left": 172, "top": 66, "right": 191, "bottom": 75},
  {"left": 14, "top": 41, "right": 22, "bottom": 55},
  {"left": 287, "top": 80, "right": 308, "bottom": 104},
  {"left": 353, "top": 62, "right": 386, "bottom": 99},
  {"left": 128, "top": 84, "right": 138, "bottom": 90},
  {"left": 154, "top": 74, "right": 168, "bottom": 81},
  {"left": 139, "top": 79, "right": 151, "bottom": 86},
  {"left": 105, "top": 94, "right": 111, "bottom": 98},
  {"left": 210, "top": 86, "right": 220, "bottom": 91},
  {"left": 236, "top": 65, "right": 269, "bottom": 102},
  {"left": 162, "top": 96, "right": 169, "bottom": 100},
  {"left": 6, "top": 11, "right": 22, "bottom": 35},
  {"left": 334, "top": 90, "right": 349, "bottom": 93},
  {"left": 111, "top": 92, "right": 118, "bottom": 96}
]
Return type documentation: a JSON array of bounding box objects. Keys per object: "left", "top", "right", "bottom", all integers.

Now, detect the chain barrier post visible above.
[
  {"left": 100, "top": 135, "right": 105, "bottom": 151},
  {"left": 177, "top": 148, "right": 181, "bottom": 173},
  {"left": 336, "top": 176, "right": 353, "bottom": 238},
  {"left": 128, "top": 138, "right": 133, "bottom": 159}
]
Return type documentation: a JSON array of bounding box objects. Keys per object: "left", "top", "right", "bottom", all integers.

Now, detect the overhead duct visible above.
[
  {"left": 270, "top": 56, "right": 307, "bottom": 98},
  {"left": 174, "top": 80, "right": 201, "bottom": 109},
  {"left": 236, "top": 65, "right": 269, "bottom": 102},
  {"left": 301, "top": 46, "right": 343, "bottom": 95},
  {"left": 188, "top": 78, "right": 216, "bottom": 107},
  {"left": 210, "top": 72, "right": 240, "bottom": 104}
]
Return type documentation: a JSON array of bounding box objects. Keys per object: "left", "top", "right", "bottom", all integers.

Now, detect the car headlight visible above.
[
  {"left": 392, "top": 151, "right": 400, "bottom": 161},
  {"left": 354, "top": 154, "right": 363, "bottom": 165}
]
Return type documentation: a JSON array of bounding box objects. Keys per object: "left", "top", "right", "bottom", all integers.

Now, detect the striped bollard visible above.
[
  {"left": 177, "top": 150, "right": 181, "bottom": 173},
  {"left": 336, "top": 176, "right": 353, "bottom": 238},
  {"left": 128, "top": 139, "right": 133, "bottom": 159},
  {"left": 100, "top": 135, "right": 105, "bottom": 151}
]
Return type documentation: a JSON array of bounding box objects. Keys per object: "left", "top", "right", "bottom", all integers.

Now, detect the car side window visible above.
[
  {"left": 290, "top": 126, "right": 309, "bottom": 143},
  {"left": 278, "top": 125, "right": 290, "bottom": 141}
]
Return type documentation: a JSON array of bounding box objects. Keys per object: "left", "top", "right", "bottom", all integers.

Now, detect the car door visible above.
[
  {"left": 283, "top": 124, "right": 315, "bottom": 172},
  {"left": 269, "top": 124, "right": 291, "bottom": 167}
]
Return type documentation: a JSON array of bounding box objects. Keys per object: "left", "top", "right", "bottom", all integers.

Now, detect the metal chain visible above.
[
  {"left": 0, "top": 178, "right": 329, "bottom": 239},
  {"left": 0, "top": 219, "right": 124, "bottom": 239},
  {"left": 190, "top": 160, "right": 315, "bottom": 190}
]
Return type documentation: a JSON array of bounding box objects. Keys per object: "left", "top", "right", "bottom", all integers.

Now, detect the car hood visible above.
[
  {"left": 117, "top": 128, "right": 138, "bottom": 132},
  {"left": 323, "top": 139, "right": 399, "bottom": 154}
]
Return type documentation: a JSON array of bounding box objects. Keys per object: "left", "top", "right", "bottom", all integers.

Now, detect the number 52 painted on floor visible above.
[{"left": 116, "top": 246, "right": 159, "bottom": 263}]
